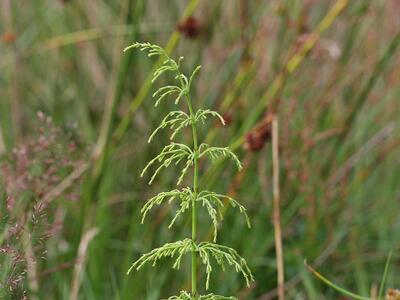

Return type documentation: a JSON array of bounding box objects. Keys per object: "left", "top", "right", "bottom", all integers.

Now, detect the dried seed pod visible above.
[
  {"left": 1, "top": 31, "right": 16, "bottom": 44},
  {"left": 244, "top": 112, "right": 275, "bottom": 152},
  {"left": 387, "top": 289, "right": 400, "bottom": 300},
  {"left": 177, "top": 16, "right": 201, "bottom": 39},
  {"left": 221, "top": 112, "right": 233, "bottom": 126}
]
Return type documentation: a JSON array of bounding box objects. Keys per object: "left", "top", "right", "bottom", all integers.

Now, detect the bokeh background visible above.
[{"left": 1, "top": 0, "right": 400, "bottom": 299}]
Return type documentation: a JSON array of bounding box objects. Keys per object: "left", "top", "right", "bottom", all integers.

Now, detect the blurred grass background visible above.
[{"left": 0, "top": 0, "right": 399, "bottom": 299}]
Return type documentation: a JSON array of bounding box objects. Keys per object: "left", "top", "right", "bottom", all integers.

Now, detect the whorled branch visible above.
[
  {"left": 199, "top": 144, "right": 242, "bottom": 170},
  {"left": 199, "top": 294, "right": 237, "bottom": 300},
  {"left": 152, "top": 85, "right": 185, "bottom": 107},
  {"left": 197, "top": 242, "right": 254, "bottom": 290},
  {"left": 148, "top": 108, "right": 225, "bottom": 144},
  {"left": 194, "top": 109, "right": 225, "bottom": 126},
  {"left": 148, "top": 111, "right": 191, "bottom": 142},
  {"left": 164, "top": 291, "right": 237, "bottom": 300},
  {"left": 140, "top": 188, "right": 250, "bottom": 242},
  {"left": 127, "top": 239, "right": 194, "bottom": 275},
  {"left": 140, "top": 188, "right": 193, "bottom": 228},
  {"left": 141, "top": 143, "right": 194, "bottom": 185},
  {"left": 123, "top": 42, "right": 181, "bottom": 83},
  {"left": 196, "top": 191, "right": 250, "bottom": 242},
  {"left": 164, "top": 291, "right": 192, "bottom": 300},
  {"left": 128, "top": 239, "right": 253, "bottom": 292}
]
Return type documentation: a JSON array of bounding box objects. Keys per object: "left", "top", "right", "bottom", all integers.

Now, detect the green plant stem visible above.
[
  {"left": 377, "top": 251, "right": 392, "bottom": 299},
  {"left": 187, "top": 96, "right": 199, "bottom": 298},
  {"left": 305, "top": 261, "right": 371, "bottom": 300}
]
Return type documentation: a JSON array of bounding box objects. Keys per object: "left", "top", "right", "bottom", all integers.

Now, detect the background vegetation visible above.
[{"left": 0, "top": 0, "right": 399, "bottom": 299}]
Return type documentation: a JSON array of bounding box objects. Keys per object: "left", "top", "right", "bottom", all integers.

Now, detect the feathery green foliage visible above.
[
  {"left": 125, "top": 42, "right": 253, "bottom": 299},
  {"left": 164, "top": 291, "right": 237, "bottom": 300}
]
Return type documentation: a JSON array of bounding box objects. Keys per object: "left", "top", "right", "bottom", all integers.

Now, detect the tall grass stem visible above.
[{"left": 272, "top": 117, "right": 285, "bottom": 300}]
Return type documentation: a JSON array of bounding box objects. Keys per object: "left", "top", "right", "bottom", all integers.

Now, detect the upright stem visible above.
[
  {"left": 187, "top": 97, "right": 198, "bottom": 298},
  {"left": 272, "top": 117, "right": 285, "bottom": 300}
]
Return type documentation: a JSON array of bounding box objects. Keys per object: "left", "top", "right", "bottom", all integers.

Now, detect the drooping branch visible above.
[
  {"left": 141, "top": 143, "right": 194, "bottom": 185},
  {"left": 127, "top": 239, "right": 194, "bottom": 274},
  {"left": 152, "top": 85, "right": 185, "bottom": 107},
  {"left": 164, "top": 291, "right": 192, "bottom": 300},
  {"left": 196, "top": 191, "right": 250, "bottom": 241},
  {"left": 165, "top": 291, "right": 237, "bottom": 300},
  {"left": 148, "top": 111, "right": 191, "bottom": 142},
  {"left": 199, "top": 144, "right": 242, "bottom": 170},
  {"left": 196, "top": 242, "right": 254, "bottom": 290},
  {"left": 128, "top": 239, "right": 253, "bottom": 293},
  {"left": 123, "top": 42, "right": 181, "bottom": 82},
  {"left": 194, "top": 109, "right": 225, "bottom": 126},
  {"left": 199, "top": 294, "right": 237, "bottom": 300},
  {"left": 141, "top": 188, "right": 193, "bottom": 225}
]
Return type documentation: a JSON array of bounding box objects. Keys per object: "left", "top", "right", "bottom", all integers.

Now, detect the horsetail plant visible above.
[{"left": 124, "top": 42, "right": 254, "bottom": 300}]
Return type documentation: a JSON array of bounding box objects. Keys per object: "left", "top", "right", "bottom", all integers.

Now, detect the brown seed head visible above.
[
  {"left": 1, "top": 31, "right": 16, "bottom": 44},
  {"left": 387, "top": 289, "right": 400, "bottom": 300},
  {"left": 222, "top": 112, "right": 233, "bottom": 126},
  {"left": 177, "top": 16, "right": 201, "bottom": 39},
  {"left": 244, "top": 112, "right": 275, "bottom": 152}
]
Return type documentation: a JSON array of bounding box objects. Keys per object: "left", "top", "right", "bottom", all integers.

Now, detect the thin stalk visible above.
[
  {"left": 305, "top": 261, "right": 371, "bottom": 300},
  {"left": 187, "top": 96, "right": 199, "bottom": 298},
  {"left": 377, "top": 251, "right": 392, "bottom": 300},
  {"left": 92, "top": 0, "right": 130, "bottom": 163},
  {"left": 21, "top": 213, "right": 39, "bottom": 300},
  {"left": 272, "top": 117, "right": 285, "bottom": 300}
]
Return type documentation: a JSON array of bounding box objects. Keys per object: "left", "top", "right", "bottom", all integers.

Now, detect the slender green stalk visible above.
[
  {"left": 377, "top": 251, "right": 392, "bottom": 300},
  {"left": 305, "top": 261, "right": 371, "bottom": 300},
  {"left": 188, "top": 98, "right": 199, "bottom": 298}
]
